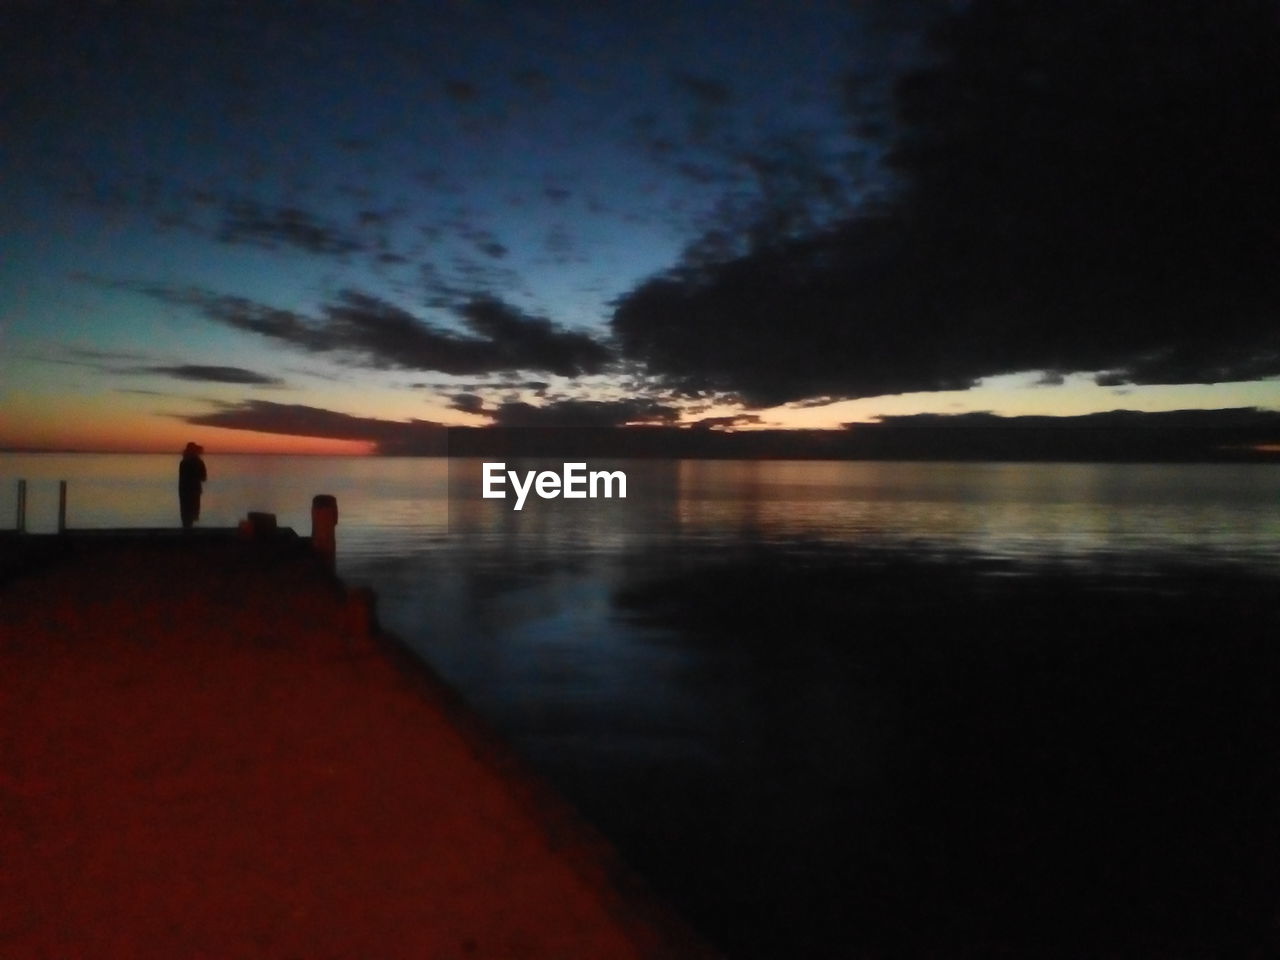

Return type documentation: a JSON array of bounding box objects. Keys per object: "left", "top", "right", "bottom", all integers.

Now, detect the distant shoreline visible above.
[
  {"left": 5, "top": 407, "right": 1279, "bottom": 462},
  {"left": 4, "top": 448, "right": 1278, "bottom": 464}
]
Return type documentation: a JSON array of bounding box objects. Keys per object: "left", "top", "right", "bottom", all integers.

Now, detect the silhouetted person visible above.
[{"left": 179, "top": 442, "right": 207, "bottom": 529}]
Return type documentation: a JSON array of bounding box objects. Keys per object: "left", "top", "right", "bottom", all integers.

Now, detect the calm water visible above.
[
  {"left": 5, "top": 453, "right": 1280, "bottom": 956},
  {"left": 5, "top": 454, "right": 1278, "bottom": 562}
]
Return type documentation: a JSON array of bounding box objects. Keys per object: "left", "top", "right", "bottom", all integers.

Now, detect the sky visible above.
[{"left": 2, "top": 0, "right": 1278, "bottom": 454}]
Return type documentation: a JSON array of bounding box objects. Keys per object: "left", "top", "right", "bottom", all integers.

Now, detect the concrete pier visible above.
[{"left": 0, "top": 531, "right": 712, "bottom": 958}]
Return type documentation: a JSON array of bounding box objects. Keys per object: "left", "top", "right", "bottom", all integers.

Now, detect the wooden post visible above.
[
  {"left": 311, "top": 494, "right": 338, "bottom": 570},
  {"left": 16, "top": 479, "right": 26, "bottom": 534},
  {"left": 58, "top": 481, "right": 67, "bottom": 534}
]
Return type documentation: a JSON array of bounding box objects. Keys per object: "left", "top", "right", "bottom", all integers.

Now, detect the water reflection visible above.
[
  {"left": 367, "top": 534, "right": 1280, "bottom": 958},
  {"left": 351, "top": 457, "right": 1280, "bottom": 956}
]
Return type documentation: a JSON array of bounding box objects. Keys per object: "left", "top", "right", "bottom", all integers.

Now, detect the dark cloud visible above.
[
  {"left": 685, "top": 413, "right": 764, "bottom": 431},
  {"left": 131, "top": 364, "right": 284, "bottom": 386},
  {"left": 486, "top": 398, "right": 680, "bottom": 429},
  {"left": 861, "top": 409, "right": 1280, "bottom": 431},
  {"left": 613, "top": 0, "right": 1280, "bottom": 407},
  {"left": 147, "top": 286, "right": 612, "bottom": 377},
  {"left": 833, "top": 408, "right": 1280, "bottom": 461},
  {"left": 454, "top": 296, "right": 612, "bottom": 377},
  {"left": 614, "top": 221, "right": 972, "bottom": 406},
  {"left": 789, "top": 396, "right": 841, "bottom": 409},
  {"left": 38, "top": 343, "right": 283, "bottom": 387},
  {"left": 449, "top": 393, "right": 487, "bottom": 415},
  {"left": 217, "top": 200, "right": 364, "bottom": 256},
  {"left": 184, "top": 399, "right": 446, "bottom": 454},
  {"left": 1092, "top": 346, "right": 1280, "bottom": 389}
]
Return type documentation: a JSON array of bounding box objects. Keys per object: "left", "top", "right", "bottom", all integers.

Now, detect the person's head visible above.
[{"left": 183, "top": 441, "right": 204, "bottom": 456}]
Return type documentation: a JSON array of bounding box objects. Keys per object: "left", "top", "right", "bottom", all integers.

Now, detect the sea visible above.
[{"left": 4, "top": 453, "right": 1280, "bottom": 956}]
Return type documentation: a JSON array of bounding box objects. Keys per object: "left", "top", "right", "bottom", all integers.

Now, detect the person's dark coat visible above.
[{"left": 179, "top": 444, "right": 207, "bottom": 528}]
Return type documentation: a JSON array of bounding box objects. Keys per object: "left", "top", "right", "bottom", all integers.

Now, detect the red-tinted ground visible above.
[{"left": 0, "top": 535, "right": 710, "bottom": 959}]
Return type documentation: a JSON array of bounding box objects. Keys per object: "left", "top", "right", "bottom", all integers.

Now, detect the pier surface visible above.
[{"left": 0, "top": 533, "right": 705, "bottom": 958}]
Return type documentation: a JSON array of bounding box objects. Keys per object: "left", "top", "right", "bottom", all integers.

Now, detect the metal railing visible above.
[{"left": 10, "top": 479, "right": 67, "bottom": 533}]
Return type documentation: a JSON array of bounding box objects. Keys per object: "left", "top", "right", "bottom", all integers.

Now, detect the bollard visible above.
[
  {"left": 246, "top": 512, "right": 278, "bottom": 537},
  {"left": 58, "top": 481, "right": 67, "bottom": 534},
  {"left": 16, "top": 479, "right": 26, "bottom": 534},
  {"left": 311, "top": 494, "right": 338, "bottom": 570}
]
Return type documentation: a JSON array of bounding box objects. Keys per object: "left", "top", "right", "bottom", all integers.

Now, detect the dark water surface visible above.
[{"left": 5, "top": 455, "right": 1280, "bottom": 956}]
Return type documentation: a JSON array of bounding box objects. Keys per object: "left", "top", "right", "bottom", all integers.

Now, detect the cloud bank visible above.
[
  {"left": 612, "top": 0, "right": 1280, "bottom": 407},
  {"left": 184, "top": 399, "right": 446, "bottom": 455},
  {"left": 182, "top": 399, "right": 1280, "bottom": 463},
  {"left": 132, "top": 364, "right": 284, "bottom": 386},
  {"left": 148, "top": 287, "right": 612, "bottom": 378}
]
